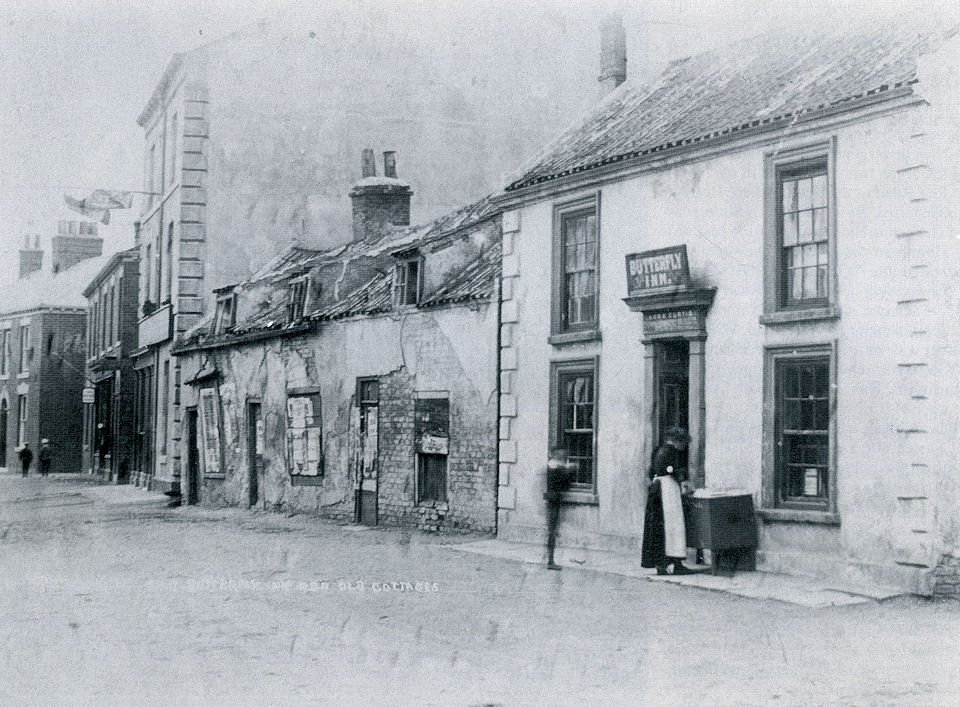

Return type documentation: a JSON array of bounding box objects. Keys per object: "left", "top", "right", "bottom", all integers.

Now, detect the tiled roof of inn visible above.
[{"left": 506, "top": 18, "right": 958, "bottom": 192}]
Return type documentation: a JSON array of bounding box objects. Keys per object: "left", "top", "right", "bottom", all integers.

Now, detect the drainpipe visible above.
[{"left": 493, "top": 239, "right": 503, "bottom": 536}]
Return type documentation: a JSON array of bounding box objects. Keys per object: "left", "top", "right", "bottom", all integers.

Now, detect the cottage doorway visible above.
[
  {"left": 185, "top": 408, "right": 200, "bottom": 505},
  {"left": 358, "top": 404, "right": 379, "bottom": 525},
  {"left": 246, "top": 401, "right": 262, "bottom": 507},
  {"left": 0, "top": 398, "right": 7, "bottom": 467}
]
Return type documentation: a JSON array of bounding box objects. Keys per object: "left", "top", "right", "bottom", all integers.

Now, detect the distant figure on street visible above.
[
  {"left": 95, "top": 423, "right": 111, "bottom": 474},
  {"left": 641, "top": 427, "right": 695, "bottom": 575},
  {"left": 544, "top": 447, "right": 577, "bottom": 570},
  {"left": 18, "top": 444, "right": 33, "bottom": 478},
  {"left": 39, "top": 439, "right": 52, "bottom": 477}
]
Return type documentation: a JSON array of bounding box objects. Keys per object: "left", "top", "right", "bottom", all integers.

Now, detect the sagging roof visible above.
[
  {"left": 176, "top": 196, "right": 500, "bottom": 349},
  {"left": 506, "top": 16, "right": 958, "bottom": 192}
]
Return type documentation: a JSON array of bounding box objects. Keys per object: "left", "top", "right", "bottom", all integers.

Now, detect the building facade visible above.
[
  {"left": 130, "top": 7, "right": 605, "bottom": 493},
  {"left": 172, "top": 159, "right": 500, "bottom": 532},
  {"left": 81, "top": 248, "right": 140, "bottom": 481},
  {"left": 0, "top": 222, "right": 111, "bottom": 474},
  {"left": 493, "top": 19, "right": 960, "bottom": 594}
]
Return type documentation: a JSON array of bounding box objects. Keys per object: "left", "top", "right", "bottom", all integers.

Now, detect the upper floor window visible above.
[
  {"left": 779, "top": 162, "right": 829, "bottom": 306},
  {"left": 551, "top": 193, "right": 600, "bottom": 340},
  {"left": 763, "top": 141, "right": 837, "bottom": 322},
  {"left": 166, "top": 112, "right": 178, "bottom": 187},
  {"left": 18, "top": 325, "right": 30, "bottom": 374},
  {"left": 146, "top": 143, "right": 156, "bottom": 208},
  {"left": 394, "top": 257, "right": 421, "bottom": 307},
  {"left": 0, "top": 329, "right": 9, "bottom": 376},
  {"left": 213, "top": 293, "right": 237, "bottom": 334},
  {"left": 287, "top": 278, "right": 309, "bottom": 323}
]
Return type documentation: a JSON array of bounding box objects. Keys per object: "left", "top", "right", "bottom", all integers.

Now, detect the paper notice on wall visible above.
[
  {"left": 255, "top": 419, "right": 265, "bottom": 455},
  {"left": 804, "top": 468, "right": 820, "bottom": 496},
  {"left": 291, "top": 432, "right": 306, "bottom": 470},
  {"left": 307, "top": 428, "right": 320, "bottom": 465},
  {"left": 287, "top": 398, "right": 307, "bottom": 429}
]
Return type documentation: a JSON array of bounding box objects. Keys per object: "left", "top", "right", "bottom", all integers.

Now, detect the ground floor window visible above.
[
  {"left": 550, "top": 357, "right": 598, "bottom": 491},
  {"left": 417, "top": 453, "right": 447, "bottom": 503},
  {"left": 286, "top": 390, "right": 322, "bottom": 479},
  {"left": 764, "top": 344, "right": 835, "bottom": 513},
  {"left": 16, "top": 394, "right": 27, "bottom": 446}
]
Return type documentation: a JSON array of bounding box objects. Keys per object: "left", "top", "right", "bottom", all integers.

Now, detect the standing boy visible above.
[{"left": 544, "top": 447, "right": 576, "bottom": 570}]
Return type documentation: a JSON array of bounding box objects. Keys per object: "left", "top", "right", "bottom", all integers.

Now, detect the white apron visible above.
[{"left": 660, "top": 475, "right": 686, "bottom": 559}]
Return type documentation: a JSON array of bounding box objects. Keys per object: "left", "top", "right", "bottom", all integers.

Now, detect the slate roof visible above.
[{"left": 507, "top": 17, "right": 958, "bottom": 191}]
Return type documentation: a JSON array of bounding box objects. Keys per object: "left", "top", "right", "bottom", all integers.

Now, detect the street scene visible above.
[
  {"left": 2, "top": 473, "right": 959, "bottom": 705},
  {"left": 2, "top": 0, "right": 960, "bottom": 703}
]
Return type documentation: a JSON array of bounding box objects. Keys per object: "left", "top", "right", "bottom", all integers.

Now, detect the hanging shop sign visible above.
[{"left": 625, "top": 245, "right": 690, "bottom": 296}]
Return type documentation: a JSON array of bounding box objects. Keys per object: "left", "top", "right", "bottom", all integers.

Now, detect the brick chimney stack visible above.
[
  {"left": 19, "top": 235, "right": 43, "bottom": 278},
  {"left": 349, "top": 149, "right": 412, "bottom": 243},
  {"left": 598, "top": 13, "right": 627, "bottom": 93},
  {"left": 51, "top": 220, "right": 103, "bottom": 273}
]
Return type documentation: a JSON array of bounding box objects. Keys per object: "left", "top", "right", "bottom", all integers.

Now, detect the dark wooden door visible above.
[
  {"left": 657, "top": 340, "right": 689, "bottom": 446},
  {"left": 247, "top": 402, "right": 262, "bottom": 507},
  {"left": 186, "top": 408, "right": 199, "bottom": 505}
]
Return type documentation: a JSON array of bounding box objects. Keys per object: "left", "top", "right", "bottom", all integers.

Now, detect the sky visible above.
[{"left": 0, "top": 0, "right": 950, "bottom": 291}]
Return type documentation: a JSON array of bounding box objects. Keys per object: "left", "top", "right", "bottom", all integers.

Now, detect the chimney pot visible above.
[
  {"left": 383, "top": 151, "right": 397, "bottom": 179},
  {"left": 599, "top": 13, "right": 627, "bottom": 93},
  {"left": 361, "top": 148, "right": 377, "bottom": 178}
]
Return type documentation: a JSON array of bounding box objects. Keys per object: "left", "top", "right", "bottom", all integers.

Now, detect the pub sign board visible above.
[{"left": 625, "top": 245, "right": 690, "bottom": 296}]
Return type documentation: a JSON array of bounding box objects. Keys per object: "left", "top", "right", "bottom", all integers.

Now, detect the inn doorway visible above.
[
  {"left": 656, "top": 340, "right": 690, "bottom": 448},
  {"left": 246, "top": 401, "right": 262, "bottom": 508}
]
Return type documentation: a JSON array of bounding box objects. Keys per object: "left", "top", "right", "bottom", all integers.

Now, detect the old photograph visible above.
[{"left": 1, "top": 0, "right": 959, "bottom": 703}]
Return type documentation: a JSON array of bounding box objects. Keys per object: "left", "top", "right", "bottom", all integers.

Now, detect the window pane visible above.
[
  {"left": 783, "top": 212, "right": 798, "bottom": 246},
  {"left": 790, "top": 267, "right": 803, "bottom": 301},
  {"left": 812, "top": 174, "right": 827, "bottom": 208},
  {"left": 798, "top": 210, "right": 813, "bottom": 243},
  {"left": 782, "top": 180, "right": 797, "bottom": 213},
  {"left": 817, "top": 242, "right": 829, "bottom": 265},
  {"left": 813, "top": 207, "right": 827, "bottom": 240},
  {"left": 802, "top": 266, "right": 817, "bottom": 299},
  {"left": 797, "top": 177, "right": 812, "bottom": 210},
  {"left": 817, "top": 266, "right": 828, "bottom": 299}
]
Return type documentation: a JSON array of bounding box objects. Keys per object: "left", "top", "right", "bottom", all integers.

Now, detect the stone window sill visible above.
[
  {"left": 759, "top": 306, "right": 840, "bottom": 326},
  {"left": 16, "top": 372, "right": 29, "bottom": 379},
  {"left": 548, "top": 329, "right": 601, "bottom": 346},
  {"left": 290, "top": 475, "right": 323, "bottom": 486},
  {"left": 544, "top": 491, "right": 599, "bottom": 505},
  {"left": 757, "top": 508, "right": 840, "bottom": 525},
  {"left": 203, "top": 473, "right": 226, "bottom": 480}
]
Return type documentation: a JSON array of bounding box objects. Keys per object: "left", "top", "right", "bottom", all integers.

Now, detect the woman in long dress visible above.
[{"left": 641, "top": 427, "right": 694, "bottom": 575}]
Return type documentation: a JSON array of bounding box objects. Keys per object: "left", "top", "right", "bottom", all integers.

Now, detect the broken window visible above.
[
  {"left": 287, "top": 278, "right": 308, "bottom": 323},
  {"left": 394, "top": 257, "right": 421, "bottom": 307},
  {"left": 213, "top": 293, "right": 237, "bottom": 334},
  {"left": 286, "top": 391, "right": 323, "bottom": 478}
]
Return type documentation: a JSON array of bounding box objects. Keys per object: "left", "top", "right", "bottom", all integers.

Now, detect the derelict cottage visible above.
[{"left": 172, "top": 151, "right": 500, "bottom": 533}]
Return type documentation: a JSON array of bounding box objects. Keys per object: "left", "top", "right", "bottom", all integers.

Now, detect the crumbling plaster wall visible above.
[{"left": 178, "top": 299, "right": 498, "bottom": 531}]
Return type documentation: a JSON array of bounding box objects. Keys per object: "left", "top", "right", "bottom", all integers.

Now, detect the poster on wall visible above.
[{"left": 198, "top": 387, "right": 222, "bottom": 476}]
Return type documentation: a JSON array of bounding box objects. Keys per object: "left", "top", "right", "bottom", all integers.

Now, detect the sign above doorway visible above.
[{"left": 625, "top": 245, "right": 689, "bottom": 296}]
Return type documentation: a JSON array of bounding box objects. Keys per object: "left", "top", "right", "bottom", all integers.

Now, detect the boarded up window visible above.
[
  {"left": 198, "top": 387, "right": 222, "bottom": 476},
  {"left": 286, "top": 392, "right": 323, "bottom": 477}
]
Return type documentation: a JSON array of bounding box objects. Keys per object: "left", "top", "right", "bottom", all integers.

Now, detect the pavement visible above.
[
  {"left": 449, "top": 539, "right": 908, "bottom": 608},
  {"left": 1, "top": 472, "right": 958, "bottom": 705}
]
